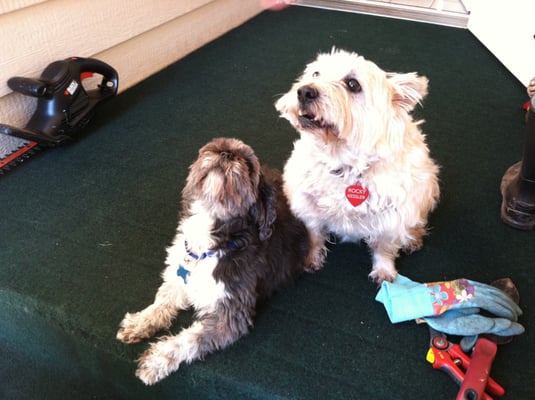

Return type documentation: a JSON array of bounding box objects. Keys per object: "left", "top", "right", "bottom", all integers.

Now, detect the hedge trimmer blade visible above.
[{"left": 0, "top": 135, "right": 40, "bottom": 174}]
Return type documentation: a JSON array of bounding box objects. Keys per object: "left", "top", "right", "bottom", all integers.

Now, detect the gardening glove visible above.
[
  {"left": 422, "top": 308, "right": 525, "bottom": 338},
  {"left": 375, "top": 274, "right": 523, "bottom": 324}
]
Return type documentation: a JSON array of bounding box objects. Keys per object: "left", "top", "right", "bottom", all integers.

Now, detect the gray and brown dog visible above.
[{"left": 117, "top": 137, "right": 308, "bottom": 385}]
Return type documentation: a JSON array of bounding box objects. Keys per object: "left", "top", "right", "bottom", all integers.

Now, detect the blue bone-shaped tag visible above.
[{"left": 177, "top": 265, "right": 190, "bottom": 284}]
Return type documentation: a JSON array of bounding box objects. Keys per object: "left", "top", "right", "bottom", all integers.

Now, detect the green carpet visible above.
[{"left": 1, "top": 6, "right": 533, "bottom": 400}]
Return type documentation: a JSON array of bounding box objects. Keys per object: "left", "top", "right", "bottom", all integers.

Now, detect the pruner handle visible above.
[{"left": 456, "top": 338, "right": 504, "bottom": 400}]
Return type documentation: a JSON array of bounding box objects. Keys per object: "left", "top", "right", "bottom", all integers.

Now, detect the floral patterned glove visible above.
[
  {"left": 423, "top": 308, "right": 524, "bottom": 337},
  {"left": 376, "top": 274, "right": 523, "bottom": 324}
]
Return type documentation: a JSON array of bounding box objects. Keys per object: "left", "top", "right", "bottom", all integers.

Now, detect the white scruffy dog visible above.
[{"left": 276, "top": 48, "right": 440, "bottom": 283}]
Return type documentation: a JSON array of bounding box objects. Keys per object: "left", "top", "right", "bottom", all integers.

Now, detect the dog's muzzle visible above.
[
  {"left": 296, "top": 84, "right": 327, "bottom": 129},
  {"left": 297, "top": 85, "right": 318, "bottom": 105}
]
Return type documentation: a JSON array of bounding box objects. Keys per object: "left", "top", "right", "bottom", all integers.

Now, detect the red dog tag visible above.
[{"left": 345, "top": 184, "right": 369, "bottom": 207}]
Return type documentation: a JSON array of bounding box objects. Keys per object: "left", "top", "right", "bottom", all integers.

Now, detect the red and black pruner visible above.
[{"left": 426, "top": 327, "right": 504, "bottom": 400}]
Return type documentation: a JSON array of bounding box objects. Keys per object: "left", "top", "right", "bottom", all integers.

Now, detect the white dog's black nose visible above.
[{"left": 297, "top": 85, "right": 318, "bottom": 103}]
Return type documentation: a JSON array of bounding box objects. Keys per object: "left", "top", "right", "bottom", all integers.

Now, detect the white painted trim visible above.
[{"left": 294, "top": 0, "right": 469, "bottom": 28}]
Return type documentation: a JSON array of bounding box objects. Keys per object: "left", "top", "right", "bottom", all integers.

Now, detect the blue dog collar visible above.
[{"left": 177, "top": 240, "right": 237, "bottom": 283}]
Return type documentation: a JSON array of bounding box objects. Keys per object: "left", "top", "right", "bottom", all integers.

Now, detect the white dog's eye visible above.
[
  {"left": 312, "top": 71, "right": 320, "bottom": 78},
  {"left": 345, "top": 78, "right": 361, "bottom": 93}
]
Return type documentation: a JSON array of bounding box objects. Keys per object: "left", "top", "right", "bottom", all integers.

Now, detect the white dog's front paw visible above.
[
  {"left": 136, "top": 341, "right": 179, "bottom": 385},
  {"left": 116, "top": 312, "right": 153, "bottom": 344},
  {"left": 305, "top": 255, "right": 325, "bottom": 272},
  {"left": 305, "top": 242, "right": 327, "bottom": 272},
  {"left": 369, "top": 240, "right": 400, "bottom": 284},
  {"left": 368, "top": 266, "right": 397, "bottom": 284}
]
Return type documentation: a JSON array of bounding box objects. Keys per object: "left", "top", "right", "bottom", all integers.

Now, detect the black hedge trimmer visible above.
[{"left": 0, "top": 57, "right": 118, "bottom": 174}]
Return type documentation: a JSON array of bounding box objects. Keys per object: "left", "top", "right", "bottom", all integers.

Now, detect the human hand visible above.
[{"left": 260, "top": 0, "right": 295, "bottom": 11}]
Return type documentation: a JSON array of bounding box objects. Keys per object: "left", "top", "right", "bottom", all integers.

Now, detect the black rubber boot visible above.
[{"left": 501, "top": 95, "right": 535, "bottom": 230}]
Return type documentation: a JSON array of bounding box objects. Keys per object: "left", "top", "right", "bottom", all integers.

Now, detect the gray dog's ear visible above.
[
  {"left": 250, "top": 175, "right": 277, "bottom": 241},
  {"left": 388, "top": 72, "right": 428, "bottom": 112}
]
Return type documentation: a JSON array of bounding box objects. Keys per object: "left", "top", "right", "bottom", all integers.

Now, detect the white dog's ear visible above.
[{"left": 388, "top": 73, "right": 428, "bottom": 112}]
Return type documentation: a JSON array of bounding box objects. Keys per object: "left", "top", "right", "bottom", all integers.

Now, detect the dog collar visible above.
[
  {"left": 184, "top": 240, "right": 238, "bottom": 260},
  {"left": 177, "top": 240, "right": 238, "bottom": 284}
]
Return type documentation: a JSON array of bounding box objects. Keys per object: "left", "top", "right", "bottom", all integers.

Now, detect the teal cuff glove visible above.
[
  {"left": 376, "top": 274, "right": 523, "bottom": 323},
  {"left": 424, "top": 309, "right": 525, "bottom": 337}
]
